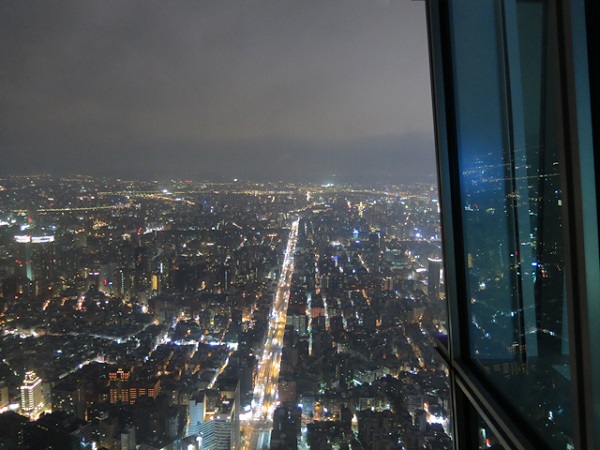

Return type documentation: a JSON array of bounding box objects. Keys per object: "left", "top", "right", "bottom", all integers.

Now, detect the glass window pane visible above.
[
  {"left": 477, "top": 411, "right": 505, "bottom": 450},
  {"left": 448, "top": 0, "right": 573, "bottom": 447}
]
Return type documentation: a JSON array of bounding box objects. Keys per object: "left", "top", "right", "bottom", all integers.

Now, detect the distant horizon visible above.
[
  {"left": 0, "top": 163, "right": 438, "bottom": 188},
  {"left": 1, "top": 131, "right": 437, "bottom": 185},
  {"left": 1, "top": 2, "right": 434, "bottom": 184}
]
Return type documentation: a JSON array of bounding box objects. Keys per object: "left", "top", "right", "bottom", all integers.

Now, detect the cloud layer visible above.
[{"left": 1, "top": 1, "right": 434, "bottom": 183}]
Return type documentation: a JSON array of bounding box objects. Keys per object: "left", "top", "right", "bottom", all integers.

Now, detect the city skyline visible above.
[
  {"left": 0, "top": 1, "right": 435, "bottom": 183},
  {"left": 0, "top": 2, "right": 450, "bottom": 448},
  {"left": 1, "top": 0, "right": 597, "bottom": 447},
  {"left": 0, "top": 175, "right": 449, "bottom": 449}
]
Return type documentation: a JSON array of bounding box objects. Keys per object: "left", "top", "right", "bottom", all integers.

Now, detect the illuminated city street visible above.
[
  {"left": 0, "top": 178, "right": 452, "bottom": 449},
  {"left": 241, "top": 218, "right": 299, "bottom": 450}
]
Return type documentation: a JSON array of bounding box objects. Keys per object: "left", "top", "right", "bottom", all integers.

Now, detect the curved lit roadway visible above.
[{"left": 242, "top": 218, "right": 299, "bottom": 450}]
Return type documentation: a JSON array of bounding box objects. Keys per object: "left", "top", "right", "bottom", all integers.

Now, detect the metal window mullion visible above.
[
  {"left": 425, "top": 0, "right": 474, "bottom": 447},
  {"left": 555, "top": 0, "right": 600, "bottom": 448},
  {"left": 498, "top": 0, "right": 539, "bottom": 360}
]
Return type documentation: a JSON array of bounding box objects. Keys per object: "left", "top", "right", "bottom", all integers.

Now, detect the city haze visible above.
[{"left": 0, "top": 1, "right": 434, "bottom": 183}]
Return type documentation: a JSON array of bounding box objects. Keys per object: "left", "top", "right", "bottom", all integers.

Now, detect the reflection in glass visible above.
[
  {"left": 448, "top": 0, "right": 572, "bottom": 447},
  {"left": 477, "top": 412, "right": 505, "bottom": 450}
]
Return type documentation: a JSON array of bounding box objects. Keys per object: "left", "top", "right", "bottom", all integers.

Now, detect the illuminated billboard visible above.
[{"left": 14, "top": 235, "right": 55, "bottom": 244}]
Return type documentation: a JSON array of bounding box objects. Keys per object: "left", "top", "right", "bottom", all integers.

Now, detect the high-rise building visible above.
[
  {"left": 197, "top": 400, "right": 238, "bottom": 450},
  {"left": 187, "top": 393, "right": 205, "bottom": 437},
  {"left": 21, "top": 371, "right": 43, "bottom": 417},
  {"left": 14, "top": 234, "right": 56, "bottom": 295},
  {"left": 286, "top": 314, "right": 308, "bottom": 336},
  {"left": 109, "top": 368, "right": 131, "bottom": 404},
  {"left": 23, "top": 411, "right": 94, "bottom": 450},
  {"left": 0, "top": 381, "right": 9, "bottom": 412},
  {"left": 51, "top": 380, "right": 83, "bottom": 418},
  {"left": 120, "top": 424, "right": 136, "bottom": 450},
  {"left": 427, "top": 257, "right": 442, "bottom": 300},
  {"left": 424, "top": 0, "right": 599, "bottom": 448}
]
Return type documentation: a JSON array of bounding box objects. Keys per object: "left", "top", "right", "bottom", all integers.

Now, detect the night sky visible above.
[{"left": 1, "top": 1, "right": 435, "bottom": 184}]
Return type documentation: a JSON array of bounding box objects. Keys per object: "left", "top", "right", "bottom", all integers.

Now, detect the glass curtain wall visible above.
[
  {"left": 423, "top": 0, "right": 600, "bottom": 447},
  {"left": 448, "top": 1, "right": 572, "bottom": 446}
]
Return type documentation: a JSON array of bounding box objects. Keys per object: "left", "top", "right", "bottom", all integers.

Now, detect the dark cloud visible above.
[{"left": 1, "top": 1, "right": 434, "bottom": 182}]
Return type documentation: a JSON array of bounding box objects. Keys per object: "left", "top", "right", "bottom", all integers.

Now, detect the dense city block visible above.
[{"left": 0, "top": 175, "right": 450, "bottom": 449}]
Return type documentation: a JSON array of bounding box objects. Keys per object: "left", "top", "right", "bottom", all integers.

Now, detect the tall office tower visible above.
[
  {"left": 198, "top": 398, "right": 239, "bottom": 450},
  {"left": 0, "top": 381, "right": 9, "bottom": 412},
  {"left": 198, "top": 419, "right": 222, "bottom": 450},
  {"left": 51, "top": 380, "right": 83, "bottom": 418},
  {"left": 109, "top": 368, "right": 131, "bottom": 404},
  {"left": 151, "top": 272, "right": 161, "bottom": 296},
  {"left": 187, "top": 393, "right": 204, "bottom": 437},
  {"left": 99, "top": 262, "right": 117, "bottom": 295},
  {"left": 120, "top": 424, "right": 136, "bottom": 450},
  {"left": 21, "top": 371, "right": 43, "bottom": 416},
  {"left": 425, "top": 0, "right": 600, "bottom": 448},
  {"left": 14, "top": 234, "right": 56, "bottom": 295},
  {"left": 220, "top": 264, "right": 232, "bottom": 292},
  {"left": 134, "top": 245, "right": 148, "bottom": 291},
  {"left": 427, "top": 257, "right": 442, "bottom": 300}
]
